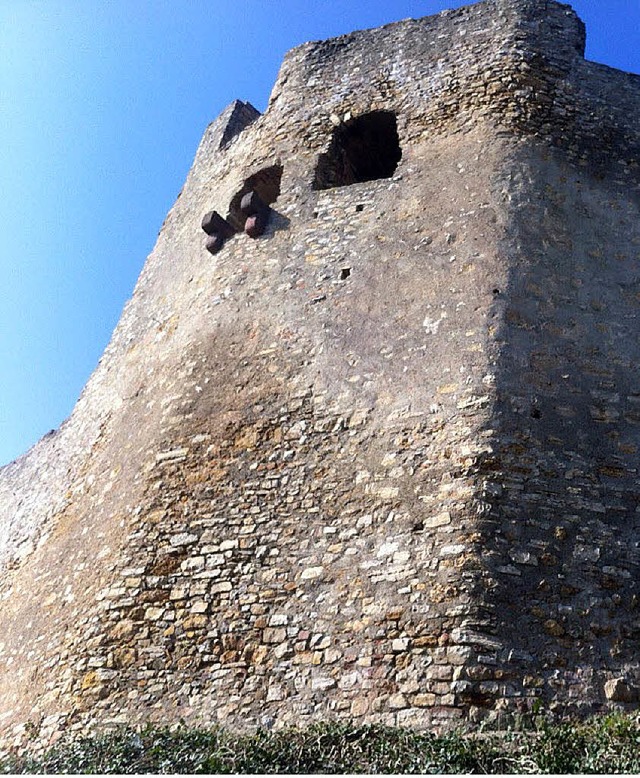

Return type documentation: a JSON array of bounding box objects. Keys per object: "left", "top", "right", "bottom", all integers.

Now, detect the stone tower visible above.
[{"left": 0, "top": 0, "right": 639, "bottom": 750}]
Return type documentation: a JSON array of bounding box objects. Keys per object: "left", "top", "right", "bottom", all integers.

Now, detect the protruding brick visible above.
[
  {"left": 240, "top": 190, "right": 268, "bottom": 217},
  {"left": 205, "top": 234, "right": 224, "bottom": 254},
  {"left": 201, "top": 210, "right": 235, "bottom": 238},
  {"left": 245, "top": 213, "right": 266, "bottom": 238}
]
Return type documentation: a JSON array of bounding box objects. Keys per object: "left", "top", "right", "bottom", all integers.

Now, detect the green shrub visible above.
[{"left": 1, "top": 714, "right": 639, "bottom": 774}]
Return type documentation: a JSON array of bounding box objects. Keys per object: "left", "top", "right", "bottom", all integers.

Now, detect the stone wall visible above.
[{"left": 0, "top": 0, "right": 639, "bottom": 752}]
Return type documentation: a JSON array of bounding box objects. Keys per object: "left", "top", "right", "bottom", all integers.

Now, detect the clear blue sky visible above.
[{"left": 0, "top": 1, "right": 638, "bottom": 467}]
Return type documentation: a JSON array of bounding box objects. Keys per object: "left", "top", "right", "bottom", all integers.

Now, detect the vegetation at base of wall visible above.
[{"left": 2, "top": 714, "right": 640, "bottom": 774}]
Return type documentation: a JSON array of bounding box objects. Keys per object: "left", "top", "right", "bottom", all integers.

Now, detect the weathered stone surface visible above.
[
  {"left": 604, "top": 678, "right": 638, "bottom": 703},
  {"left": 0, "top": 0, "right": 639, "bottom": 755}
]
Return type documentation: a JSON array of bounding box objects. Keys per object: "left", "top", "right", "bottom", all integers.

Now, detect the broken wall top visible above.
[{"left": 253, "top": 0, "right": 640, "bottom": 170}]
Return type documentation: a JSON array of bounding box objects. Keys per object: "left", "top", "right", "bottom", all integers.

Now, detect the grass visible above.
[{"left": 2, "top": 713, "right": 639, "bottom": 774}]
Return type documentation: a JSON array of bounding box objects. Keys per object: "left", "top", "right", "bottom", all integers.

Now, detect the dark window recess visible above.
[
  {"left": 313, "top": 111, "right": 402, "bottom": 191},
  {"left": 227, "top": 164, "right": 283, "bottom": 232},
  {"left": 339, "top": 267, "right": 351, "bottom": 280}
]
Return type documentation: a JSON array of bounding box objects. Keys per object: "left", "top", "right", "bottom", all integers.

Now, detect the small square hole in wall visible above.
[
  {"left": 355, "top": 204, "right": 364, "bottom": 212},
  {"left": 339, "top": 267, "right": 351, "bottom": 280}
]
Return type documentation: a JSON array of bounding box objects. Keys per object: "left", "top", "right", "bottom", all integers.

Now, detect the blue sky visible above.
[{"left": 0, "top": 1, "right": 638, "bottom": 467}]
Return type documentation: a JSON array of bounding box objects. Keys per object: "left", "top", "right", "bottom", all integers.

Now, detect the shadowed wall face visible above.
[{"left": 479, "top": 145, "right": 640, "bottom": 707}]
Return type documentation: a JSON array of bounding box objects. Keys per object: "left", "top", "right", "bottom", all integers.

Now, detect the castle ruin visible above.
[{"left": 0, "top": 0, "right": 639, "bottom": 750}]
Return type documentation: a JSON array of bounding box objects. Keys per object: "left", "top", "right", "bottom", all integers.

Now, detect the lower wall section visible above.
[
  {"left": 62, "top": 389, "right": 495, "bottom": 736},
  {"left": 3, "top": 379, "right": 637, "bottom": 755}
]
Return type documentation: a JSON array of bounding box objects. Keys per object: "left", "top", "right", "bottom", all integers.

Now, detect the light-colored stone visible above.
[
  {"left": 170, "top": 533, "right": 198, "bottom": 546},
  {"left": 311, "top": 676, "right": 336, "bottom": 691},
  {"left": 300, "top": 566, "right": 325, "bottom": 581},
  {"left": 156, "top": 448, "right": 189, "bottom": 463},
  {"left": 424, "top": 511, "right": 452, "bottom": 528},
  {"left": 266, "top": 685, "right": 287, "bottom": 702},
  {"left": 388, "top": 693, "right": 408, "bottom": 710},
  {"left": 604, "top": 678, "right": 637, "bottom": 703},
  {"left": 144, "top": 607, "right": 164, "bottom": 621},
  {"left": 263, "top": 627, "right": 287, "bottom": 644},
  {"left": 413, "top": 693, "right": 437, "bottom": 707}
]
